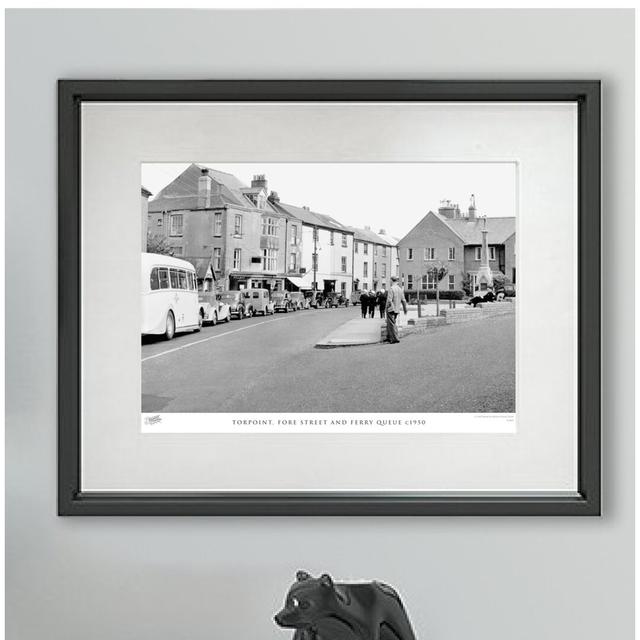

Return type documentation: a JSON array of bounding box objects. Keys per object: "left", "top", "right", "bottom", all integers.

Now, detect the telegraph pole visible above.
[{"left": 312, "top": 224, "right": 318, "bottom": 293}]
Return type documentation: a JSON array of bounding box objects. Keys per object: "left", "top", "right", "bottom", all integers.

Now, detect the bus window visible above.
[
  {"left": 169, "top": 269, "right": 179, "bottom": 289},
  {"left": 188, "top": 272, "right": 196, "bottom": 290},
  {"left": 178, "top": 270, "right": 188, "bottom": 290},
  {"left": 150, "top": 268, "right": 160, "bottom": 290},
  {"left": 158, "top": 268, "right": 170, "bottom": 289}
]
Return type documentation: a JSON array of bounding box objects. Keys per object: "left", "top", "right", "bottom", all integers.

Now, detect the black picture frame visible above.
[{"left": 58, "top": 80, "right": 601, "bottom": 516}]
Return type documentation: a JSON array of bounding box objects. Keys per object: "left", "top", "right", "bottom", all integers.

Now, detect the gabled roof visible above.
[
  {"left": 148, "top": 164, "right": 280, "bottom": 214},
  {"left": 184, "top": 257, "right": 215, "bottom": 280},
  {"left": 272, "top": 201, "right": 353, "bottom": 233},
  {"left": 399, "top": 210, "right": 515, "bottom": 246}
]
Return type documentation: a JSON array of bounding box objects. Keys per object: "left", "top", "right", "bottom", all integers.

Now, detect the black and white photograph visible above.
[{"left": 140, "top": 162, "right": 517, "bottom": 432}]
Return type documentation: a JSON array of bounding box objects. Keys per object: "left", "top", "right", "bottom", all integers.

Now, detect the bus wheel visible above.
[{"left": 164, "top": 311, "right": 175, "bottom": 341}]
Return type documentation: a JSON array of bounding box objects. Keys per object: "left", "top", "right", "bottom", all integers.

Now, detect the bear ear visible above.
[
  {"left": 296, "top": 570, "right": 311, "bottom": 582},
  {"left": 319, "top": 574, "right": 334, "bottom": 589}
]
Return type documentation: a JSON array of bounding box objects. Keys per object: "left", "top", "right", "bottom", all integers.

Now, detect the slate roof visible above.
[
  {"left": 347, "top": 226, "right": 395, "bottom": 246},
  {"left": 440, "top": 213, "right": 515, "bottom": 244},
  {"left": 148, "top": 164, "right": 280, "bottom": 214},
  {"left": 272, "top": 201, "right": 353, "bottom": 233}
]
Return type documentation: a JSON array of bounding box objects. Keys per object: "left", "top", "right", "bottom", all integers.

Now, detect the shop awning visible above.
[{"left": 286, "top": 276, "right": 311, "bottom": 289}]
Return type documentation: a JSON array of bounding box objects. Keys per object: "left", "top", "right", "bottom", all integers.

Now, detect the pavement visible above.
[
  {"left": 142, "top": 305, "right": 515, "bottom": 414},
  {"left": 315, "top": 318, "right": 385, "bottom": 348}
]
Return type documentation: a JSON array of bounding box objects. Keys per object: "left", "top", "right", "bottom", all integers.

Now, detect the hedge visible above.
[{"left": 405, "top": 289, "right": 465, "bottom": 301}]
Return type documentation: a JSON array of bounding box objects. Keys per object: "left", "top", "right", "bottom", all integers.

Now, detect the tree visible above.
[{"left": 146, "top": 232, "right": 174, "bottom": 256}]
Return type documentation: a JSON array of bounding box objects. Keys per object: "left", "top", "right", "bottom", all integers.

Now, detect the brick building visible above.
[
  {"left": 141, "top": 186, "right": 151, "bottom": 249},
  {"left": 397, "top": 197, "right": 516, "bottom": 294},
  {"left": 147, "top": 164, "right": 291, "bottom": 291}
]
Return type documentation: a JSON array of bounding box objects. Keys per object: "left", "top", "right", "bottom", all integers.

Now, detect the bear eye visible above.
[
  {"left": 299, "top": 600, "right": 310, "bottom": 610},
  {"left": 291, "top": 597, "right": 299, "bottom": 608}
]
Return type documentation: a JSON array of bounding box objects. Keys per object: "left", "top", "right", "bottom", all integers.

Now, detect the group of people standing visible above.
[
  {"left": 357, "top": 277, "right": 408, "bottom": 344},
  {"left": 359, "top": 289, "right": 387, "bottom": 319}
]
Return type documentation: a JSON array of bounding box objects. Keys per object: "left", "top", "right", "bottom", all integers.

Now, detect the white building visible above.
[
  {"left": 349, "top": 226, "right": 399, "bottom": 293},
  {"left": 272, "top": 200, "right": 354, "bottom": 296}
]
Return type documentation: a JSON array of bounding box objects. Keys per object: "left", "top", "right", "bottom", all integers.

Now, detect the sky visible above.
[{"left": 142, "top": 162, "right": 517, "bottom": 239}]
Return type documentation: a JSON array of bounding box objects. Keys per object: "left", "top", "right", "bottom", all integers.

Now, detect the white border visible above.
[{"left": 81, "top": 101, "right": 577, "bottom": 492}]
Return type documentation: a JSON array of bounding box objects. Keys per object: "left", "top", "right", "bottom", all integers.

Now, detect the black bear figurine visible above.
[{"left": 274, "top": 571, "right": 417, "bottom": 640}]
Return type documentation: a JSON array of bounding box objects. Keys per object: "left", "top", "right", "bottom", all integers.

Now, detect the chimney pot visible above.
[{"left": 251, "top": 174, "right": 268, "bottom": 191}]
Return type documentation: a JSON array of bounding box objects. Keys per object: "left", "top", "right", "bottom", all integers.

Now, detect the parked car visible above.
[
  {"left": 272, "top": 291, "right": 296, "bottom": 313},
  {"left": 219, "top": 290, "right": 254, "bottom": 319},
  {"left": 198, "top": 292, "right": 231, "bottom": 326},
  {"left": 289, "top": 291, "right": 308, "bottom": 310},
  {"left": 246, "top": 288, "right": 275, "bottom": 316},
  {"left": 350, "top": 291, "right": 362, "bottom": 305},
  {"left": 308, "top": 292, "right": 324, "bottom": 309},
  {"left": 323, "top": 292, "right": 350, "bottom": 308},
  {"left": 496, "top": 283, "right": 516, "bottom": 297}
]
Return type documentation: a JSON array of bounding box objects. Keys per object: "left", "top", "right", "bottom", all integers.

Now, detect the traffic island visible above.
[
  {"left": 315, "top": 318, "right": 386, "bottom": 348},
  {"left": 316, "top": 300, "right": 515, "bottom": 346}
]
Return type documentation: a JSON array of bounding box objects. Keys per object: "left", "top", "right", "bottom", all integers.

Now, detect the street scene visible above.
[{"left": 141, "top": 162, "right": 517, "bottom": 416}]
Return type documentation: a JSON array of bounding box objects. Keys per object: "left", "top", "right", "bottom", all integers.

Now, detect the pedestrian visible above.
[
  {"left": 368, "top": 290, "right": 377, "bottom": 318},
  {"left": 377, "top": 288, "right": 387, "bottom": 318},
  {"left": 359, "top": 290, "right": 368, "bottom": 318},
  {"left": 385, "top": 276, "right": 408, "bottom": 343}
]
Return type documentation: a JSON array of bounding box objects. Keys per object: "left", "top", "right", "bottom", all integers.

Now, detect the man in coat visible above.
[
  {"left": 359, "top": 290, "right": 369, "bottom": 318},
  {"left": 367, "top": 290, "right": 377, "bottom": 318},
  {"left": 377, "top": 288, "right": 387, "bottom": 318},
  {"left": 385, "top": 276, "right": 408, "bottom": 343}
]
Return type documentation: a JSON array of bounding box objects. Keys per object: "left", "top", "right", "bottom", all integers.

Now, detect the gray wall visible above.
[{"left": 6, "top": 9, "right": 634, "bottom": 640}]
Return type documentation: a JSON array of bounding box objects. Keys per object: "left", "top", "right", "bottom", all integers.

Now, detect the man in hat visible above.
[{"left": 385, "top": 276, "right": 408, "bottom": 343}]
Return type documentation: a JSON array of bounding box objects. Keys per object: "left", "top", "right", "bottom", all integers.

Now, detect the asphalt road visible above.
[{"left": 142, "top": 306, "right": 515, "bottom": 413}]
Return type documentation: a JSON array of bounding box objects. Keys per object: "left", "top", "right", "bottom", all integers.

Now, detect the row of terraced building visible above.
[{"left": 143, "top": 164, "right": 515, "bottom": 296}]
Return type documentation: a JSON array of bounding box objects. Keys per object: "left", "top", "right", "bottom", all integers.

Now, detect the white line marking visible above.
[{"left": 142, "top": 317, "right": 285, "bottom": 363}]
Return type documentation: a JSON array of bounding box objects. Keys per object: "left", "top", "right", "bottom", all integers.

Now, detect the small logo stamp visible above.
[{"left": 144, "top": 414, "right": 162, "bottom": 426}]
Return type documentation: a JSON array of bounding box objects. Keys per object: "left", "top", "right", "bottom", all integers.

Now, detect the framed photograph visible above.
[{"left": 58, "top": 80, "right": 600, "bottom": 515}]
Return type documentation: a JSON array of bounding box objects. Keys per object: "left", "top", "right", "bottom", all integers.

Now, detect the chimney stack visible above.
[
  {"left": 378, "top": 228, "right": 386, "bottom": 235},
  {"left": 468, "top": 194, "right": 477, "bottom": 220},
  {"left": 197, "top": 168, "right": 212, "bottom": 209},
  {"left": 438, "top": 199, "right": 460, "bottom": 219},
  {"left": 251, "top": 174, "right": 268, "bottom": 192}
]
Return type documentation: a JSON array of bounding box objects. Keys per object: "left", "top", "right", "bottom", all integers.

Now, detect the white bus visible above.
[{"left": 141, "top": 253, "right": 200, "bottom": 340}]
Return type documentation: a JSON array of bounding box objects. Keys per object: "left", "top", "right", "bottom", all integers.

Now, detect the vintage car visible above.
[
  {"left": 323, "top": 292, "right": 350, "bottom": 308},
  {"left": 271, "top": 291, "right": 296, "bottom": 313},
  {"left": 245, "top": 288, "right": 275, "bottom": 316},
  {"left": 197, "top": 292, "right": 231, "bottom": 326},
  {"left": 288, "top": 292, "right": 308, "bottom": 310},
  {"left": 496, "top": 283, "right": 516, "bottom": 297},
  {"left": 306, "top": 291, "right": 322, "bottom": 309},
  {"left": 219, "top": 290, "right": 254, "bottom": 319}
]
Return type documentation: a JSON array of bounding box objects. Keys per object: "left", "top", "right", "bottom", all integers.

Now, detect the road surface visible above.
[{"left": 142, "top": 306, "right": 515, "bottom": 413}]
